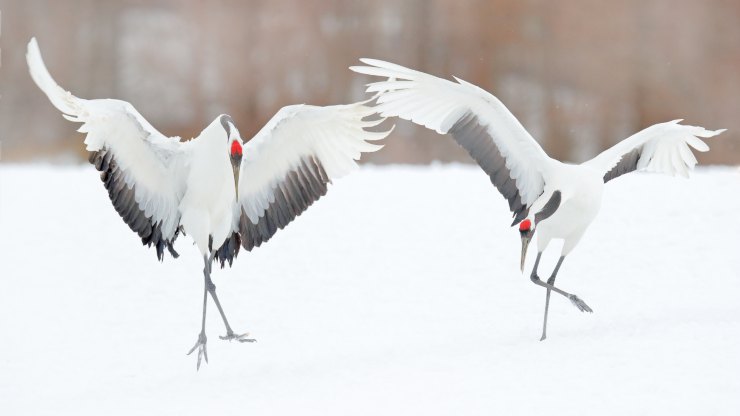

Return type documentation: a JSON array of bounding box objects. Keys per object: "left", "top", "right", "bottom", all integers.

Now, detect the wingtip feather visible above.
[
  {"left": 707, "top": 128, "right": 727, "bottom": 137},
  {"left": 26, "top": 36, "right": 81, "bottom": 116}
]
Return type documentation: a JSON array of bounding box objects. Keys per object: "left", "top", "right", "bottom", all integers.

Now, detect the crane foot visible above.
[
  {"left": 568, "top": 294, "right": 593, "bottom": 313},
  {"left": 187, "top": 332, "right": 208, "bottom": 370},
  {"left": 219, "top": 330, "right": 256, "bottom": 343}
]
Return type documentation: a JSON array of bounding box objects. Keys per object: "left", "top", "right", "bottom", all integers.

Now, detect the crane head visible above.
[
  {"left": 519, "top": 219, "right": 535, "bottom": 271},
  {"left": 220, "top": 115, "right": 243, "bottom": 199},
  {"left": 230, "top": 139, "right": 243, "bottom": 197}
]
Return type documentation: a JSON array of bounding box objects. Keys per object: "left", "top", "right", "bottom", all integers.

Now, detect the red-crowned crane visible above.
[
  {"left": 27, "top": 38, "right": 392, "bottom": 369},
  {"left": 351, "top": 59, "right": 724, "bottom": 340}
]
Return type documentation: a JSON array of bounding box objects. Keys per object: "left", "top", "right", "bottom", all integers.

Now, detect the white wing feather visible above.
[
  {"left": 27, "top": 38, "right": 186, "bottom": 241},
  {"left": 583, "top": 119, "right": 725, "bottom": 180},
  {"left": 238, "top": 102, "right": 389, "bottom": 224},
  {"left": 350, "top": 58, "right": 552, "bottom": 208}
]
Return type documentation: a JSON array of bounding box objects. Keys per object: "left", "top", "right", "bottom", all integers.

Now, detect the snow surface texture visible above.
[{"left": 1, "top": 164, "right": 739, "bottom": 415}]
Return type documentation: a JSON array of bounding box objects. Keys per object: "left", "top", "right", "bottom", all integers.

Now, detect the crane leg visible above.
[
  {"left": 187, "top": 256, "right": 212, "bottom": 370},
  {"left": 203, "top": 257, "right": 256, "bottom": 344},
  {"left": 529, "top": 252, "right": 592, "bottom": 318},
  {"left": 540, "top": 256, "right": 566, "bottom": 341}
]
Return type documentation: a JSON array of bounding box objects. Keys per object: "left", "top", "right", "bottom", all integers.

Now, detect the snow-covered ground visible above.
[{"left": 1, "top": 164, "right": 738, "bottom": 415}]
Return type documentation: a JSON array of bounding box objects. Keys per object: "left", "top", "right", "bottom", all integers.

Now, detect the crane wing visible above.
[
  {"left": 27, "top": 38, "right": 186, "bottom": 260},
  {"left": 212, "top": 101, "right": 390, "bottom": 265},
  {"left": 582, "top": 120, "right": 724, "bottom": 182},
  {"left": 350, "top": 59, "right": 553, "bottom": 225}
]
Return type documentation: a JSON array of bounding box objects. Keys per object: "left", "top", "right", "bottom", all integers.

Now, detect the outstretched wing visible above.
[
  {"left": 213, "top": 101, "right": 390, "bottom": 266},
  {"left": 350, "top": 59, "right": 554, "bottom": 225},
  {"left": 582, "top": 119, "right": 724, "bottom": 182},
  {"left": 27, "top": 37, "right": 187, "bottom": 260}
]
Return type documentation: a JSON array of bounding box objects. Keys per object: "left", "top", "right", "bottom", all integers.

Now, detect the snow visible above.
[{"left": 1, "top": 164, "right": 739, "bottom": 415}]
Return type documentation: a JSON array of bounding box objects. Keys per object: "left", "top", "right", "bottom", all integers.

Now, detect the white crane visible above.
[
  {"left": 27, "top": 38, "right": 392, "bottom": 369},
  {"left": 351, "top": 59, "right": 724, "bottom": 340}
]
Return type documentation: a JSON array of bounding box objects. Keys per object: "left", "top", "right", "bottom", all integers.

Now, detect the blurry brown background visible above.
[{"left": 1, "top": 0, "right": 739, "bottom": 164}]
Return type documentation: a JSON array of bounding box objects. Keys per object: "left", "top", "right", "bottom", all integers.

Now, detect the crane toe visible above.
[
  {"left": 568, "top": 295, "right": 593, "bottom": 313},
  {"left": 187, "top": 332, "right": 209, "bottom": 370},
  {"left": 219, "top": 331, "right": 256, "bottom": 343}
]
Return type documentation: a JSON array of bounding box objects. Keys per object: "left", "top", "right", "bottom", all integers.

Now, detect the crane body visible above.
[
  {"left": 28, "top": 38, "right": 390, "bottom": 368},
  {"left": 351, "top": 58, "right": 724, "bottom": 340}
]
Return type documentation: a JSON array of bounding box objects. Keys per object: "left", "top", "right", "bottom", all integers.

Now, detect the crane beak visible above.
[
  {"left": 230, "top": 154, "right": 241, "bottom": 199},
  {"left": 520, "top": 232, "right": 531, "bottom": 272}
]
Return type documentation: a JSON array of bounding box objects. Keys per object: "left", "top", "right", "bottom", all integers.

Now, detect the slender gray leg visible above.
[
  {"left": 187, "top": 256, "right": 211, "bottom": 370},
  {"left": 204, "top": 258, "right": 256, "bottom": 343},
  {"left": 540, "top": 256, "right": 566, "bottom": 341},
  {"left": 530, "top": 252, "right": 592, "bottom": 314}
]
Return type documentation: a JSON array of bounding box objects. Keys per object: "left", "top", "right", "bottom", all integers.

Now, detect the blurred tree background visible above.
[{"left": 1, "top": 0, "right": 738, "bottom": 164}]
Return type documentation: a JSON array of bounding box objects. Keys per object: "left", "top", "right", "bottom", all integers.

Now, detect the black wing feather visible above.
[
  {"left": 213, "top": 156, "right": 330, "bottom": 268},
  {"left": 89, "top": 149, "right": 180, "bottom": 261},
  {"left": 448, "top": 111, "right": 534, "bottom": 225},
  {"left": 534, "top": 191, "right": 562, "bottom": 224},
  {"left": 603, "top": 148, "right": 642, "bottom": 183}
]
